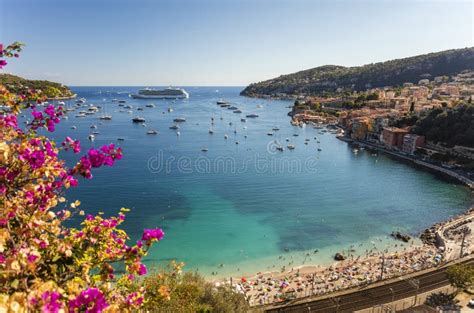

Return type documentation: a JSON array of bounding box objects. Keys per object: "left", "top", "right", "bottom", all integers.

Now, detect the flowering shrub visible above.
[
  {"left": 138, "top": 262, "right": 249, "bottom": 313},
  {"left": 0, "top": 42, "right": 165, "bottom": 312}
]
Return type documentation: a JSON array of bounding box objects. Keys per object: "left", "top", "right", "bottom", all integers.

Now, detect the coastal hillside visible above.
[
  {"left": 0, "top": 73, "right": 75, "bottom": 99},
  {"left": 241, "top": 48, "right": 474, "bottom": 97}
]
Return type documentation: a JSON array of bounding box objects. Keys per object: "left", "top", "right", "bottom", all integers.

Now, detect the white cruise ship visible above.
[{"left": 130, "top": 87, "right": 189, "bottom": 99}]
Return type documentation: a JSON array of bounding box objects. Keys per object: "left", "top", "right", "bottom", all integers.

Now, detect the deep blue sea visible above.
[{"left": 47, "top": 86, "right": 472, "bottom": 277}]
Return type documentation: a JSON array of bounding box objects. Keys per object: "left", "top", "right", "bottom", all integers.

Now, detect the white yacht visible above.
[{"left": 130, "top": 87, "right": 189, "bottom": 99}]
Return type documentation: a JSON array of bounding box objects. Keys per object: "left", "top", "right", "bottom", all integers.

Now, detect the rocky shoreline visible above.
[{"left": 420, "top": 207, "right": 474, "bottom": 247}]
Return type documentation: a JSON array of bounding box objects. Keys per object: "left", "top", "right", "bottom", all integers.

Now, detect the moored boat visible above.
[
  {"left": 131, "top": 87, "right": 189, "bottom": 99},
  {"left": 132, "top": 117, "right": 146, "bottom": 123}
]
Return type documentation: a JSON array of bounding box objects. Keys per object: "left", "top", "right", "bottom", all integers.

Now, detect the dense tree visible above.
[
  {"left": 413, "top": 103, "right": 474, "bottom": 147},
  {"left": 44, "top": 86, "right": 62, "bottom": 98},
  {"left": 425, "top": 292, "right": 459, "bottom": 309},
  {"left": 445, "top": 264, "right": 474, "bottom": 292}
]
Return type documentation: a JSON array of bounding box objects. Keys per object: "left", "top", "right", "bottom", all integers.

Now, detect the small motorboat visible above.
[
  {"left": 267, "top": 132, "right": 274, "bottom": 136},
  {"left": 117, "top": 137, "right": 125, "bottom": 141},
  {"left": 169, "top": 125, "right": 180, "bottom": 130},
  {"left": 240, "top": 118, "right": 246, "bottom": 122},
  {"left": 228, "top": 106, "right": 238, "bottom": 110},
  {"left": 246, "top": 113, "right": 259, "bottom": 118},
  {"left": 233, "top": 109, "right": 242, "bottom": 113},
  {"left": 132, "top": 117, "right": 146, "bottom": 123},
  {"left": 88, "top": 134, "right": 95, "bottom": 141},
  {"left": 168, "top": 107, "right": 173, "bottom": 112},
  {"left": 209, "top": 129, "right": 214, "bottom": 134},
  {"left": 99, "top": 115, "right": 112, "bottom": 120},
  {"left": 201, "top": 148, "right": 209, "bottom": 152},
  {"left": 118, "top": 100, "right": 127, "bottom": 104},
  {"left": 71, "top": 126, "right": 77, "bottom": 130},
  {"left": 287, "top": 144, "right": 295, "bottom": 150},
  {"left": 276, "top": 146, "right": 284, "bottom": 151},
  {"left": 224, "top": 134, "right": 228, "bottom": 139},
  {"left": 173, "top": 117, "right": 186, "bottom": 122},
  {"left": 217, "top": 100, "right": 228, "bottom": 105},
  {"left": 145, "top": 103, "right": 155, "bottom": 108},
  {"left": 90, "top": 125, "right": 97, "bottom": 129},
  {"left": 272, "top": 127, "right": 280, "bottom": 131},
  {"left": 146, "top": 130, "right": 158, "bottom": 135}
]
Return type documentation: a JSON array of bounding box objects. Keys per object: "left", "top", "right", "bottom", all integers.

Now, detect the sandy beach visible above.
[{"left": 216, "top": 208, "right": 474, "bottom": 307}]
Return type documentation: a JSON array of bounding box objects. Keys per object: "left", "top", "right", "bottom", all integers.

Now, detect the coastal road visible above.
[{"left": 264, "top": 259, "right": 473, "bottom": 312}]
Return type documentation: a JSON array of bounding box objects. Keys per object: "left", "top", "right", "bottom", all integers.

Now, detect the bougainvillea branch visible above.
[{"left": 0, "top": 42, "right": 164, "bottom": 312}]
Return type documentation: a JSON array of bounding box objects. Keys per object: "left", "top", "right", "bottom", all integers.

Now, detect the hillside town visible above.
[{"left": 290, "top": 70, "right": 474, "bottom": 177}]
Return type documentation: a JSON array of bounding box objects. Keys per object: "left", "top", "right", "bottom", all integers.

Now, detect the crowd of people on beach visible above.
[{"left": 235, "top": 243, "right": 442, "bottom": 306}]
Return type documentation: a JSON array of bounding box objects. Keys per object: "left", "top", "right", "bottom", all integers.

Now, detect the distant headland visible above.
[
  {"left": 241, "top": 47, "right": 474, "bottom": 98},
  {"left": 0, "top": 73, "right": 76, "bottom": 100}
]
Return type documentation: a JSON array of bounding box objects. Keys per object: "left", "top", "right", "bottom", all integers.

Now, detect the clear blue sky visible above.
[{"left": 0, "top": 0, "right": 472, "bottom": 86}]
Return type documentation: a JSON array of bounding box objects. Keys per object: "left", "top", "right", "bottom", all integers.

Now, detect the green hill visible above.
[
  {"left": 241, "top": 48, "right": 474, "bottom": 97},
  {"left": 0, "top": 73, "right": 75, "bottom": 99}
]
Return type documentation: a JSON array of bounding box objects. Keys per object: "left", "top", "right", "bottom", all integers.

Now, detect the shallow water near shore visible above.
[{"left": 51, "top": 86, "right": 472, "bottom": 278}]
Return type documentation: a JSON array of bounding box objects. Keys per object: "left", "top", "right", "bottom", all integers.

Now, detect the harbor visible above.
[{"left": 37, "top": 86, "right": 472, "bottom": 282}]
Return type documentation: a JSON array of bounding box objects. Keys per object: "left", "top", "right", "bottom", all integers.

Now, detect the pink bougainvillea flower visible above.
[
  {"left": 44, "top": 104, "right": 55, "bottom": 117},
  {"left": 141, "top": 228, "right": 165, "bottom": 242},
  {"left": 41, "top": 291, "right": 62, "bottom": 313},
  {"left": 69, "top": 288, "right": 108, "bottom": 313},
  {"left": 138, "top": 263, "right": 147, "bottom": 276},
  {"left": 27, "top": 254, "right": 39, "bottom": 263}
]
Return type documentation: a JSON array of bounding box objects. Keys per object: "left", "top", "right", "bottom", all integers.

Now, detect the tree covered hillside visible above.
[
  {"left": 241, "top": 48, "right": 474, "bottom": 97},
  {"left": 0, "top": 73, "right": 74, "bottom": 98}
]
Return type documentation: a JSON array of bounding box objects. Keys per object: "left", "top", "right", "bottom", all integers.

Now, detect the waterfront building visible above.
[
  {"left": 402, "top": 134, "right": 425, "bottom": 154},
  {"left": 351, "top": 117, "right": 369, "bottom": 140},
  {"left": 381, "top": 127, "right": 409, "bottom": 149}
]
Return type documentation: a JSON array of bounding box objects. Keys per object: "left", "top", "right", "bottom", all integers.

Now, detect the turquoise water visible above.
[{"left": 51, "top": 86, "right": 472, "bottom": 277}]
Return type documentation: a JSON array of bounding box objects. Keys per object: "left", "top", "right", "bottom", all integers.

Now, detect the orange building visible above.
[{"left": 381, "top": 127, "right": 409, "bottom": 149}]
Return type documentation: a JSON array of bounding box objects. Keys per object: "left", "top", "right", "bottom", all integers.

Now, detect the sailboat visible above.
[{"left": 99, "top": 105, "right": 112, "bottom": 120}]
